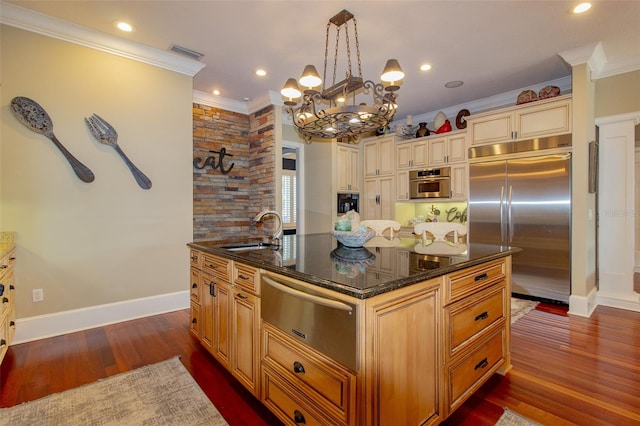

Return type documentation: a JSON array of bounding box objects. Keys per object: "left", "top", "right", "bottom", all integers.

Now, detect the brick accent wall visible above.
[{"left": 193, "top": 103, "right": 276, "bottom": 241}]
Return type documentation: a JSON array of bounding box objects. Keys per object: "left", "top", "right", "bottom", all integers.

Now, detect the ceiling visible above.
[{"left": 4, "top": 1, "right": 640, "bottom": 121}]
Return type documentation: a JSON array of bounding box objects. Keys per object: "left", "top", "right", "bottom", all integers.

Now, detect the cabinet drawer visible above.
[
  {"left": 234, "top": 263, "right": 259, "bottom": 294},
  {"left": 202, "top": 253, "right": 230, "bottom": 281},
  {"left": 446, "top": 284, "right": 506, "bottom": 356},
  {"left": 263, "top": 323, "right": 355, "bottom": 424},
  {"left": 190, "top": 267, "right": 201, "bottom": 303},
  {"left": 262, "top": 366, "right": 333, "bottom": 426},
  {"left": 445, "top": 258, "right": 506, "bottom": 304},
  {"left": 448, "top": 328, "right": 506, "bottom": 410},
  {"left": 190, "top": 303, "right": 201, "bottom": 338},
  {"left": 189, "top": 249, "right": 202, "bottom": 268}
]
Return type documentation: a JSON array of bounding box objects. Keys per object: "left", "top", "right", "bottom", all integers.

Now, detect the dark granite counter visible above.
[{"left": 188, "top": 233, "right": 520, "bottom": 299}]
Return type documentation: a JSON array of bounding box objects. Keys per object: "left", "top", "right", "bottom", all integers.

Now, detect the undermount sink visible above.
[{"left": 221, "top": 242, "right": 277, "bottom": 251}]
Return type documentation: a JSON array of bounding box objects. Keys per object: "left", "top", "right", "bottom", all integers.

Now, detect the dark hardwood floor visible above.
[{"left": 2, "top": 294, "right": 640, "bottom": 425}]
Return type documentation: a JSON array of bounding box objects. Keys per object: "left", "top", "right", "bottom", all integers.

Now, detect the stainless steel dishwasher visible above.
[{"left": 261, "top": 274, "right": 358, "bottom": 371}]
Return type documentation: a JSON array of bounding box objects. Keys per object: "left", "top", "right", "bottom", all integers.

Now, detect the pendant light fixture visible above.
[{"left": 281, "top": 9, "right": 404, "bottom": 143}]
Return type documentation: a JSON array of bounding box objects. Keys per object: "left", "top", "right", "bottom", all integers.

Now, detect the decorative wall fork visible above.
[{"left": 85, "top": 114, "right": 152, "bottom": 189}]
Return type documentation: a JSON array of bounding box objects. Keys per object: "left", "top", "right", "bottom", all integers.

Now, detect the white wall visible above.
[{"left": 1, "top": 26, "right": 194, "bottom": 324}]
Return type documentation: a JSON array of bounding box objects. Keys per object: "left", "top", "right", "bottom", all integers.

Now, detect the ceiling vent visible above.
[{"left": 170, "top": 44, "right": 204, "bottom": 60}]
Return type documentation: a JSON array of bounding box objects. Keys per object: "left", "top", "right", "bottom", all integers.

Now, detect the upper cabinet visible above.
[
  {"left": 427, "top": 132, "right": 467, "bottom": 166},
  {"left": 364, "top": 135, "right": 395, "bottom": 177},
  {"left": 336, "top": 144, "right": 360, "bottom": 192},
  {"left": 396, "top": 139, "right": 428, "bottom": 170},
  {"left": 467, "top": 95, "right": 571, "bottom": 146},
  {"left": 396, "top": 131, "right": 467, "bottom": 170}
]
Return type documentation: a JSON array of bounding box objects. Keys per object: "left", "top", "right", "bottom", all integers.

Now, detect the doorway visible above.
[{"left": 282, "top": 141, "right": 305, "bottom": 235}]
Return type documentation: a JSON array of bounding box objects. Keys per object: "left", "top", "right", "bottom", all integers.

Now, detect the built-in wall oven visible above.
[{"left": 409, "top": 167, "right": 451, "bottom": 199}]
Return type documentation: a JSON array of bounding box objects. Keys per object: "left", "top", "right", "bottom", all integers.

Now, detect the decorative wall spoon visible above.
[{"left": 10, "top": 97, "right": 95, "bottom": 183}]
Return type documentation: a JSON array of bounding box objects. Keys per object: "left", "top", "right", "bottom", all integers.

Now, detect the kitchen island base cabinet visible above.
[
  {"left": 262, "top": 322, "right": 357, "bottom": 426},
  {"left": 189, "top": 249, "right": 260, "bottom": 397},
  {"left": 1, "top": 248, "right": 17, "bottom": 366},
  {"left": 364, "top": 278, "right": 442, "bottom": 426}
]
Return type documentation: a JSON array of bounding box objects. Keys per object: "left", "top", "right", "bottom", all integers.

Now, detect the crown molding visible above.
[
  {"left": 393, "top": 76, "right": 572, "bottom": 129},
  {"left": 0, "top": 1, "right": 205, "bottom": 77},
  {"left": 192, "top": 90, "right": 247, "bottom": 114},
  {"left": 559, "top": 41, "right": 640, "bottom": 80}
]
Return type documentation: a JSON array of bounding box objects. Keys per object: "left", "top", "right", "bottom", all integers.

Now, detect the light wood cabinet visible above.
[
  {"left": 363, "top": 277, "right": 442, "bottom": 426},
  {"left": 442, "top": 257, "right": 511, "bottom": 416},
  {"left": 363, "top": 175, "right": 394, "bottom": 220},
  {"left": 336, "top": 144, "right": 360, "bottom": 192},
  {"left": 262, "top": 322, "right": 357, "bottom": 426},
  {"left": 190, "top": 249, "right": 261, "bottom": 397},
  {"left": 364, "top": 136, "right": 395, "bottom": 177},
  {"left": 468, "top": 95, "right": 571, "bottom": 146},
  {"left": 0, "top": 248, "right": 16, "bottom": 366}
]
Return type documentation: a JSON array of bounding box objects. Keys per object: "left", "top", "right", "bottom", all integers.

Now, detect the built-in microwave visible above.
[
  {"left": 337, "top": 193, "right": 359, "bottom": 214},
  {"left": 409, "top": 167, "right": 451, "bottom": 199}
]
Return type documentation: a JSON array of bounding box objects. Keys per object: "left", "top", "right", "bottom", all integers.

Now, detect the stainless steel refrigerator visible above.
[{"left": 468, "top": 135, "right": 572, "bottom": 304}]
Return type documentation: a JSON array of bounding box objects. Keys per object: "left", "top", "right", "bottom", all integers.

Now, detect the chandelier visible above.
[{"left": 280, "top": 9, "right": 404, "bottom": 143}]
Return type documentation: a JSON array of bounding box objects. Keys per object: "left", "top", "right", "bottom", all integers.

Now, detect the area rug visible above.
[
  {"left": 495, "top": 407, "right": 541, "bottom": 425},
  {"left": 511, "top": 297, "right": 539, "bottom": 324},
  {"left": 0, "top": 356, "right": 228, "bottom": 426}
]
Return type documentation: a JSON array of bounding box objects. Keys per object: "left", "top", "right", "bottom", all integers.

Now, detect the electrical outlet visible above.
[{"left": 32, "top": 288, "right": 44, "bottom": 303}]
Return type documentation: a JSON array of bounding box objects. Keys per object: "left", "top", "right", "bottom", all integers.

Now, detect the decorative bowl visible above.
[{"left": 332, "top": 227, "right": 376, "bottom": 248}]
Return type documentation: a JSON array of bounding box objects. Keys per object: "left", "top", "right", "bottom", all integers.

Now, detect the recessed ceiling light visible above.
[
  {"left": 212, "top": 89, "right": 220, "bottom": 96},
  {"left": 572, "top": 2, "right": 592, "bottom": 13},
  {"left": 255, "top": 69, "right": 267, "bottom": 77},
  {"left": 445, "top": 80, "right": 464, "bottom": 88},
  {"left": 420, "top": 64, "right": 432, "bottom": 72},
  {"left": 114, "top": 21, "right": 134, "bottom": 32}
]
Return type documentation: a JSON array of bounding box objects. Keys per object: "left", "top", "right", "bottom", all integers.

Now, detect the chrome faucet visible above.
[{"left": 253, "top": 209, "right": 282, "bottom": 246}]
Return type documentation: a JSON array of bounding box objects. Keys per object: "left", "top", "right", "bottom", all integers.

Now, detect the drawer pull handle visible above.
[
  {"left": 238, "top": 274, "right": 250, "bottom": 280},
  {"left": 474, "top": 273, "right": 489, "bottom": 282},
  {"left": 293, "top": 361, "right": 305, "bottom": 374},
  {"left": 0, "top": 339, "right": 6, "bottom": 347},
  {"left": 209, "top": 283, "right": 216, "bottom": 297},
  {"left": 0, "top": 265, "right": 6, "bottom": 269},
  {"left": 192, "top": 318, "right": 197, "bottom": 324},
  {"left": 236, "top": 293, "right": 248, "bottom": 300},
  {"left": 10, "top": 285, "right": 14, "bottom": 290},
  {"left": 208, "top": 264, "right": 218, "bottom": 270},
  {"left": 2, "top": 297, "right": 8, "bottom": 304},
  {"left": 475, "top": 311, "right": 489, "bottom": 321},
  {"left": 10, "top": 321, "right": 15, "bottom": 327},
  {"left": 293, "top": 410, "right": 306, "bottom": 424},
  {"left": 474, "top": 357, "right": 489, "bottom": 370},
  {"left": 190, "top": 256, "right": 197, "bottom": 262},
  {"left": 192, "top": 283, "right": 198, "bottom": 289}
]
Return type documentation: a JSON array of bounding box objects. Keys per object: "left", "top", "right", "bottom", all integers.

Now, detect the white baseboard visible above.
[
  {"left": 597, "top": 291, "right": 640, "bottom": 312},
  {"left": 12, "top": 290, "right": 190, "bottom": 344},
  {"left": 568, "top": 286, "right": 598, "bottom": 317}
]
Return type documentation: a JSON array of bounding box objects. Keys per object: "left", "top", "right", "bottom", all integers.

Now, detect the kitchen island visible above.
[{"left": 188, "top": 233, "right": 520, "bottom": 425}]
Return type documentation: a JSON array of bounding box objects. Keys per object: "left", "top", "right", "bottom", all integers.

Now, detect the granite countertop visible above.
[{"left": 188, "top": 233, "right": 520, "bottom": 299}]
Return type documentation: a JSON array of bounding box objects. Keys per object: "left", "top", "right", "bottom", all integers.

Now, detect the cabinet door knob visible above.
[
  {"left": 293, "top": 361, "right": 305, "bottom": 374},
  {"left": 192, "top": 318, "right": 197, "bottom": 324},
  {"left": 293, "top": 410, "right": 306, "bottom": 424}
]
